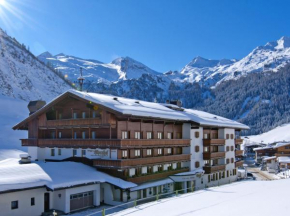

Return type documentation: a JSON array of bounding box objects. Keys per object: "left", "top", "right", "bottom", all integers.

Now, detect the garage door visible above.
[{"left": 70, "top": 191, "right": 94, "bottom": 212}]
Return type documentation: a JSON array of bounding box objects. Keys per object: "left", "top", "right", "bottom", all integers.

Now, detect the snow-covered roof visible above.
[
  {"left": 0, "top": 149, "right": 27, "bottom": 161},
  {"left": 253, "top": 145, "right": 274, "bottom": 151},
  {"left": 14, "top": 89, "right": 249, "bottom": 130},
  {"left": 277, "top": 157, "right": 290, "bottom": 163},
  {"left": 273, "top": 142, "right": 290, "bottom": 149},
  {"left": 0, "top": 158, "right": 136, "bottom": 193},
  {"left": 130, "top": 178, "right": 173, "bottom": 192},
  {"left": 263, "top": 156, "right": 276, "bottom": 161}
]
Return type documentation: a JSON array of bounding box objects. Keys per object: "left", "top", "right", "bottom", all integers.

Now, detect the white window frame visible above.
[
  {"left": 147, "top": 132, "right": 152, "bottom": 139},
  {"left": 135, "top": 131, "right": 141, "bottom": 139},
  {"left": 122, "top": 131, "right": 128, "bottom": 139},
  {"left": 122, "top": 150, "right": 128, "bottom": 158},
  {"left": 58, "top": 131, "right": 62, "bottom": 139},
  {"left": 158, "top": 148, "right": 162, "bottom": 155},
  {"left": 167, "top": 148, "right": 172, "bottom": 154},
  {"left": 157, "top": 132, "right": 163, "bottom": 139},
  {"left": 147, "top": 149, "right": 152, "bottom": 156},
  {"left": 167, "top": 132, "right": 172, "bottom": 139},
  {"left": 135, "top": 149, "right": 141, "bottom": 157}
]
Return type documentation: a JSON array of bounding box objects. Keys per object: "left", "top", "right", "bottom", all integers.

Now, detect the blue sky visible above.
[{"left": 1, "top": 0, "right": 290, "bottom": 72}]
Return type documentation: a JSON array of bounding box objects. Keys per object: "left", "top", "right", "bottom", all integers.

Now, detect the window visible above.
[
  {"left": 157, "top": 132, "right": 163, "bottom": 139},
  {"left": 59, "top": 113, "right": 62, "bottom": 120},
  {"left": 167, "top": 132, "right": 172, "bottom": 139},
  {"left": 74, "top": 132, "right": 77, "bottom": 139},
  {"left": 122, "top": 131, "right": 128, "bottom": 139},
  {"left": 230, "top": 134, "right": 234, "bottom": 139},
  {"left": 176, "top": 132, "right": 181, "bottom": 139},
  {"left": 135, "top": 131, "right": 140, "bottom": 139},
  {"left": 195, "top": 131, "right": 199, "bottom": 138},
  {"left": 203, "top": 133, "right": 209, "bottom": 139},
  {"left": 226, "top": 158, "right": 230, "bottom": 164},
  {"left": 73, "top": 149, "right": 77, "bottom": 157},
  {"left": 58, "top": 131, "right": 62, "bottom": 139},
  {"left": 122, "top": 150, "right": 127, "bottom": 159},
  {"left": 226, "top": 146, "right": 230, "bottom": 151},
  {"left": 147, "top": 149, "right": 152, "bottom": 156},
  {"left": 157, "top": 164, "right": 163, "bottom": 172},
  {"left": 31, "top": 197, "right": 35, "bottom": 206},
  {"left": 92, "top": 131, "right": 96, "bottom": 139},
  {"left": 82, "top": 131, "right": 86, "bottom": 139},
  {"left": 82, "top": 112, "right": 86, "bottom": 119},
  {"left": 226, "top": 134, "right": 229, "bottom": 139},
  {"left": 204, "top": 160, "right": 210, "bottom": 166},
  {"left": 135, "top": 149, "right": 141, "bottom": 157},
  {"left": 73, "top": 112, "right": 77, "bottom": 119},
  {"left": 212, "top": 133, "right": 218, "bottom": 139},
  {"left": 51, "top": 131, "right": 55, "bottom": 139},
  {"left": 11, "top": 201, "right": 18, "bottom": 210},
  {"left": 147, "top": 132, "right": 152, "bottom": 139},
  {"left": 167, "top": 148, "right": 172, "bottom": 154},
  {"left": 51, "top": 149, "right": 55, "bottom": 156},
  {"left": 204, "top": 146, "right": 209, "bottom": 152},
  {"left": 195, "top": 161, "right": 200, "bottom": 168},
  {"left": 58, "top": 148, "right": 61, "bottom": 156},
  {"left": 82, "top": 150, "right": 86, "bottom": 157},
  {"left": 92, "top": 111, "right": 97, "bottom": 118},
  {"left": 231, "top": 146, "right": 234, "bottom": 151},
  {"left": 201, "top": 177, "right": 203, "bottom": 184},
  {"left": 231, "top": 158, "right": 234, "bottom": 163},
  {"left": 157, "top": 148, "right": 163, "bottom": 155},
  {"left": 195, "top": 146, "right": 200, "bottom": 152},
  {"left": 208, "top": 175, "right": 211, "bottom": 183}
]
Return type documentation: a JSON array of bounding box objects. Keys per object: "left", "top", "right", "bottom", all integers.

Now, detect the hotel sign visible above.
[{"left": 87, "top": 149, "right": 109, "bottom": 158}]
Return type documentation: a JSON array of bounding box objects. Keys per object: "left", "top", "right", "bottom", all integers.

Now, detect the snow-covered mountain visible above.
[
  {"left": 0, "top": 29, "right": 72, "bottom": 101},
  {"left": 178, "top": 36, "right": 290, "bottom": 87},
  {"left": 37, "top": 52, "right": 159, "bottom": 84}
]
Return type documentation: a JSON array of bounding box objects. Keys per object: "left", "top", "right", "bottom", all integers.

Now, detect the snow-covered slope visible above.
[
  {"left": 245, "top": 123, "right": 290, "bottom": 144},
  {"left": 0, "top": 28, "right": 71, "bottom": 101},
  {"left": 37, "top": 52, "right": 160, "bottom": 84},
  {"left": 106, "top": 179, "right": 290, "bottom": 216}
]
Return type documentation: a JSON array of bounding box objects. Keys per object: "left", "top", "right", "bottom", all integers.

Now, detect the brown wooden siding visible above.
[
  {"left": 235, "top": 139, "right": 243, "bottom": 145},
  {"left": 93, "top": 154, "right": 190, "bottom": 168},
  {"left": 127, "top": 168, "right": 189, "bottom": 184},
  {"left": 235, "top": 150, "right": 243, "bottom": 156},
  {"left": 235, "top": 160, "right": 244, "bottom": 167},
  {"left": 203, "top": 165, "right": 226, "bottom": 174},
  {"left": 203, "top": 152, "right": 226, "bottom": 160},
  {"left": 203, "top": 139, "right": 226, "bottom": 146}
]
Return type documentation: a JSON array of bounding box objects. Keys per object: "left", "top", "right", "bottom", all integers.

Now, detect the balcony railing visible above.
[
  {"left": 203, "top": 139, "right": 226, "bottom": 146},
  {"left": 235, "top": 150, "right": 243, "bottom": 156},
  {"left": 203, "top": 164, "right": 226, "bottom": 174},
  {"left": 43, "top": 118, "right": 103, "bottom": 128},
  {"left": 235, "top": 160, "right": 244, "bottom": 168},
  {"left": 21, "top": 138, "right": 190, "bottom": 148},
  {"left": 235, "top": 139, "right": 243, "bottom": 145},
  {"left": 127, "top": 168, "right": 189, "bottom": 184},
  {"left": 93, "top": 154, "right": 191, "bottom": 168},
  {"left": 203, "top": 152, "right": 226, "bottom": 160},
  {"left": 275, "top": 152, "right": 290, "bottom": 157}
]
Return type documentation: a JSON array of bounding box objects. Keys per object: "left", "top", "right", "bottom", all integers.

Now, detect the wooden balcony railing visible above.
[
  {"left": 235, "top": 160, "right": 244, "bottom": 168},
  {"left": 275, "top": 152, "right": 290, "bottom": 157},
  {"left": 21, "top": 138, "right": 190, "bottom": 148},
  {"left": 203, "top": 152, "right": 226, "bottom": 160},
  {"left": 127, "top": 168, "right": 189, "bottom": 184},
  {"left": 203, "top": 164, "right": 226, "bottom": 174},
  {"left": 235, "top": 139, "right": 243, "bottom": 145},
  {"left": 203, "top": 139, "right": 226, "bottom": 146},
  {"left": 93, "top": 154, "right": 191, "bottom": 168},
  {"left": 235, "top": 150, "right": 243, "bottom": 156},
  {"left": 44, "top": 118, "right": 103, "bottom": 128}
]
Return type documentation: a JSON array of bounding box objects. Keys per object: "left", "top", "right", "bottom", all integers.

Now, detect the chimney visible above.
[
  {"left": 28, "top": 100, "right": 46, "bottom": 115},
  {"left": 177, "top": 100, "right": 182, "bottom": 107}
]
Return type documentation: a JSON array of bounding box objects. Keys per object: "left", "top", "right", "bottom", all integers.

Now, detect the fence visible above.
[{"left": 85, "top": 186, "right": 201, "bottom": 216}]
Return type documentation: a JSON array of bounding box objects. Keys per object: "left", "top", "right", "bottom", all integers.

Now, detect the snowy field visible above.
[
  {"left": 245, "top": 123, "right": 290, "bottom": 144},
  {"left": 95, "top": 179, "right": 290, "bottom": 216},
  {"left": 0, "top": 95, "right": 28, "bottom": 150}
]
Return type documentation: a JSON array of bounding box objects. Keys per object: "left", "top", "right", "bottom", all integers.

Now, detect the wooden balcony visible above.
[
  {"left": 275, "top": 152, "right": 290, "bottom": 157},
  {"left": 127, "top": 168, "right": 189, "bottom": 184},
  {"left": 235, "top": 150, "right": 243, "bottom": 156},
  {"left": 203, "top": 164, "right": 226, "bottom": 174},
  {"left": 203, "top": 139, "right": 225, "bottom": 146},
  {"left": 235, "top": 160, "right": 244, "bottom": 168},
  {"left": 93, "top": 154, "right": 191, "bottom": 168},
  {"left": 203, "top": 152, "right": 225, "bottom": 160},
  {"left": 21, "top": 138, "right": 190, "bottom": 148},
  {"left": 43, "top": 118, "right": 103, "bottom": 128},
  {"left": 235, "top": 139, "right": 243, "bottom": 145}
]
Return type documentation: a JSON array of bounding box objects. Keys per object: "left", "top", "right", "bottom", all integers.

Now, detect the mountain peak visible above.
[
  {"left": 38, "top": 51, "right": 53, "bottom": 58},
  {"left": 188, "top": 56, "right": 220, "bottom": 68},
  {"left": 275, "top": 36, "right": 290, "bottom": 49}
]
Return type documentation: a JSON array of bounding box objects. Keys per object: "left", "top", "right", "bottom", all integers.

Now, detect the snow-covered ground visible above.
[
  {"left": 244, "top": 123, "right": 290, "bottom": 144},
  {"left": 101, "top": 179, "right": 290, "bottom": 216},
  {"left": 0, "top": 95, "right": 29, "bottom": 150}
]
